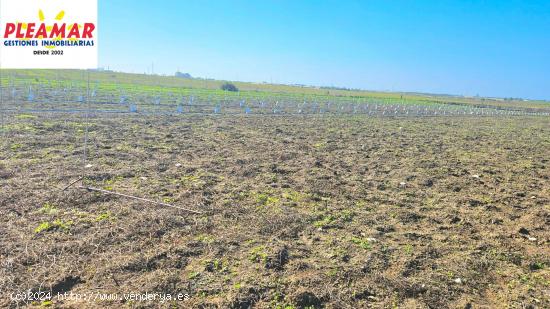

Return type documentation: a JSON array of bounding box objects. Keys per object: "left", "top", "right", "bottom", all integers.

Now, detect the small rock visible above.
[
  {"left": 454, "top": 278, "right": 462, "bottom": 284},
  {"left": 175, "top": 163, "right": 182, "bottom": 167},
  {"left": 140, "top": 176, "right": 148, "bottom": 181},
  {"left": 366, "top": 238, "right": 377, "bottom": 243},
  {"left": 519, "top": 227, "right": 530, "bottom": 235},
  {"left": 471, "top": 174, "right": 480, "bottom": 178},
  {"left": 423, "top": 179, "right": 434, "bottom": 187},
  {"left": 399, "top": 182, "right": 407, "bottom": 187},
  {"left": 527, "top": 236, "right": 537, "bottom": 241},
  {"left": 85, "top": 164, "right": 93, "bottom": 168},
  {"left": 450, "top": 216, "right": 461, "bottom": 224}
]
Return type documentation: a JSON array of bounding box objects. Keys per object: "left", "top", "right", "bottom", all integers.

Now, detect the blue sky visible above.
[{"left": 99, "top": 0, "right": 550, "bottom": 100}]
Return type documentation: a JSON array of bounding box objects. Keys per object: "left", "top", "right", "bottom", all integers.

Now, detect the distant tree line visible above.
[
  {"left": 175, "top": 72, "right": 192, "bottom": 78},
  {"left": 320, "top": 86, "right": 362, "bottom": 91}
]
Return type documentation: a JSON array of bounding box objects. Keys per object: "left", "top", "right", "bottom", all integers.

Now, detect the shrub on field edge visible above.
[{"left": 221, "top": 82, "right": 239, "bottom": 92}]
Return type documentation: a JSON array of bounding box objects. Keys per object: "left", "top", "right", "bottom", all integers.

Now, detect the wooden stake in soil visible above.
[
  {"left": 78, "top": 186, "right": 203, "bottom": 214},
  {"left": 61, "top": 176, "right": 84, "bottom": 192}
]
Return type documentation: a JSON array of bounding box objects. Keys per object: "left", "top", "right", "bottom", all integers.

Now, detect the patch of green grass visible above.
[
  {"left": 340, "top": 210, "right": 355, "bottom": 222},
  {"left": 34, "top": 219, "right": 72, "bottom": 233},
  {"left": 282, "top": 190, "right": 308, "bottom": 204},
  {"left": 312, "top": 209, "right": 353, "bottom": 228},
  {"left": 423, "top": 197, "right": 438, "bottom": 209},
  {"left": 115, "top": 144, "right": 133, "bottom": 152},
  {"left": 40, "top": 300, "right": 53, "bottom": 307},
  {"left": 253, "top": 192, "right": 280, "bottom": 206},
  {"left": 203, "top": 259, "right": 226, "bottom": 272},
  {"left": 15, "top": 114, "right": 37, "bottom": 120},
  {"left": 188, "top": 271, "right": 200, "bottom": 279},
  {"left": 313, "top": 214, "right": 336, "bottom": 229},
  {"left": 162, "top": 197, "right": 175, "bottom": 204},
  {"left": 95, "top": 211, "right": 114, "bottom": 222},
  {"left": 326, "top": 268, "right": 339, "bottom": 277},
  {"left": 178, "top": 174, "right": 201, "bottom": 186},
  {"left": 4, "top": 123, "right": 37, "bottom": 133},
  {"left": 313, "top": 142, "right": 327, "bottom": 149},
  {"left": 355, "top": 200, "right": 372, "bottom": 211},
  {"left": 515, "top": 159, "right": 534, "bottom": 170},
  {"left": 34, "top": 222, "right": 53, "bottom": 234},
  {"left": 351, "top": 237, "right": 372, "bottom": 250},
  {"left": 10, "top": 143, "right": 23, "bottom": 151},
  {"left": 103, "top": 176, "right": 123, "bottom": 191},
  {"left": 38, "top": 202, "right": 58, "bottom": 215},
  {"left": 195, "top": 234, "right": 215, "bottom": 244},
  {"left": 249, "top": 246, "right": 268, "bottom": 263}
]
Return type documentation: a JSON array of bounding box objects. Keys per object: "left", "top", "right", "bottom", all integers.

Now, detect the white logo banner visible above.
[{"left": 0, "top": 0, "right": 98, "bottom": 69}]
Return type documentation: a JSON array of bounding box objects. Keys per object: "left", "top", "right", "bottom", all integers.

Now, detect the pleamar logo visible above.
[{"left": 3, "top": 8, "right": 96, "bottom": 41}]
